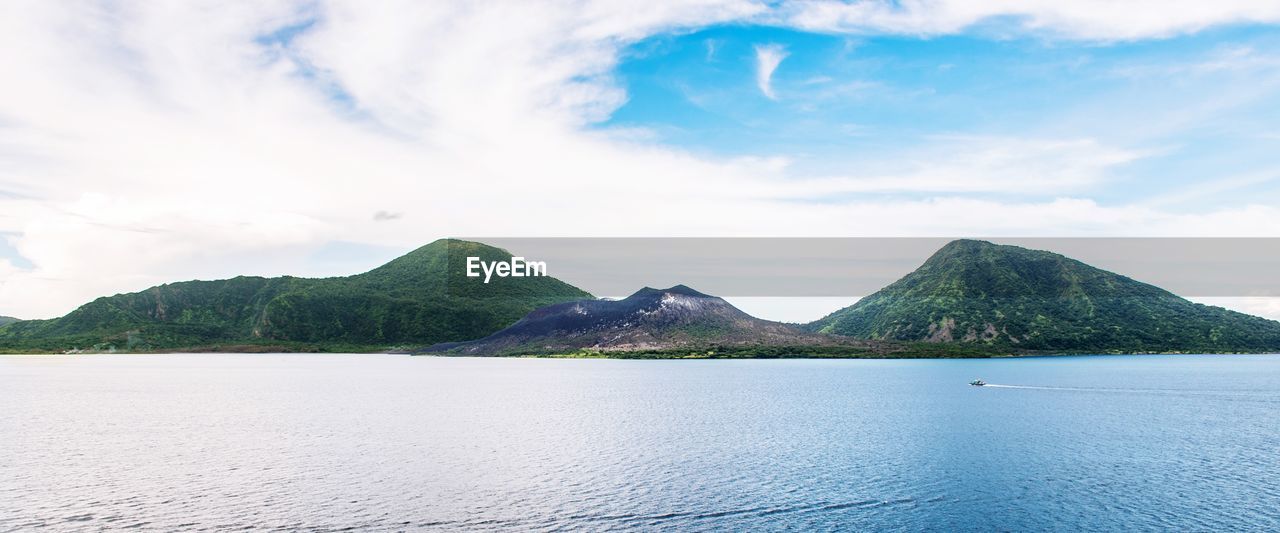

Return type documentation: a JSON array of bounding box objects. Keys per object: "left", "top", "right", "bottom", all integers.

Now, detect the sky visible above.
[{"left": 2, "top": 1, "right": 1280, "bottom": 322}]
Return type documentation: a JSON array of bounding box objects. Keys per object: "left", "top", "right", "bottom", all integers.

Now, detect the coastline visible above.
[{"left": 6, "top": 348, "right": 1278, "bottom": 359}]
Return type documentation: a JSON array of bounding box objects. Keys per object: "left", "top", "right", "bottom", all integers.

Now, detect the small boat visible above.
[{"left": 969, "top": 379, "right": 986, "bottom": 386}]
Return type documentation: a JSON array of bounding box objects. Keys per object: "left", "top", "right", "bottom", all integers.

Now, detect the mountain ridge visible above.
[
  {"left": 807, "top": 239, "right": 1280, "bottom": 352},
  {"left": 5, "top": 238, "right": 1278, "bottom": 355},
  {"left": 421, "top": 284, "right": 977, "bottom": 357},
  {"left": 0, "top": 239, "right": 591, "bottom": 352},
  {"left": 425, "top": 284, "right": 817, "bottom": 355}
]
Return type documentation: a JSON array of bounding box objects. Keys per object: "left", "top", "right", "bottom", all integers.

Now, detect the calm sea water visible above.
[{"left": 2, "top": 354, "right": 1279, "bottom": 531}]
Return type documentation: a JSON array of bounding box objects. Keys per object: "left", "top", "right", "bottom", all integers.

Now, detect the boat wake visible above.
[{"left": 981, "top": 384, "right": 1098, "bottom": 391}]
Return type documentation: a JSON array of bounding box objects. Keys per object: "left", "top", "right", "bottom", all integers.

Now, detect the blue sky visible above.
[
  {"left": 602, "top": 24, "right": 1280, "bottom": 208},
  {"left": 3, "top": 2, "right": 1280, "bottom": 320}
]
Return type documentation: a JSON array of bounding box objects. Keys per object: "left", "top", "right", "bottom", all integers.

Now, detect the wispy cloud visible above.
[
  {"left": 704, "top": 38, "right": 721, "bottom": 62},
  {"left": 372, "top": 210, "right": 402, "bottom": 222},
  {"left": 754, "top": 44, "right": 788, "bottom": 99},
  {"left": 1189, "top": 297, "right": 1280, "bottom": 320},
  {"left": 1, "top": 1, "right": 1279, "bottom": 319},
  {"left": 779, "top": 0, "right": 1280, "bottom": 40},
  {"left": 1141, "top": 170, "right": 1280, "bottom": 208},
  {"left": 1111, "top": 45, "right": 1280, "bottom": 79},
  {"left": 782, "top": 136, "right": 1149, "bottom": 196}
]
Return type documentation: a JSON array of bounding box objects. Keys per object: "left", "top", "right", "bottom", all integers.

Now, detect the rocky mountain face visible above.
[{"left": 425, "top": 285, "right": 845, "bottom": 355}]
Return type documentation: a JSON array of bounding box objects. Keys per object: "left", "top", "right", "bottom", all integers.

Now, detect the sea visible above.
[{"left": 2, "top": 354, "right": 1278, "bottom": 531}]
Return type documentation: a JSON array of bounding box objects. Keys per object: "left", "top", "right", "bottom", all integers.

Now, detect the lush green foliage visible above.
[
  {"left": 0, "top": 240, "right": 590, "bottom": 352},
  {"left": 808, "top": 240, "right": 1280, "bottom": 353},
  {"left": 8, "top": 237, "right": 1278, "bottom": 356},
  {"left": 0, "top": 316, "right": 18, "bottom": 327}
]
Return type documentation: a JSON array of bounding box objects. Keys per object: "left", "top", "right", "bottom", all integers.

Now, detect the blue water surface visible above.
[{"left": 2, "top": 354, "right": 1278, "bottom": 531}]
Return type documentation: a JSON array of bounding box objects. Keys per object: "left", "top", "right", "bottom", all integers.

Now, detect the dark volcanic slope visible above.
[
  {"left": 0, "top": 240, "right": 590, "bottom": 351},
  {"left": 808, "top": 239, "right": 1280, "bottom": 353},
  {"left": 426, "top": 285, "right": 842, "bottom": 355}
]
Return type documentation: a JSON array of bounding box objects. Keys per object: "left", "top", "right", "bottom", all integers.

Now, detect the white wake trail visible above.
[{"left": 981, "top": 384, "right": 1093, "bottom": 391}]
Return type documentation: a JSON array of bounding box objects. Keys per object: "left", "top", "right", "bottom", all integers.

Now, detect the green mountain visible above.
[
  {"left": 0, "top": 239, "right": 590, "bottom": 352},
  {"left": 0, "top": 316, "right": 19, "bottom": 327},
  {"left": 807, "top": 239, "right": 1280, "bottom": 353}
]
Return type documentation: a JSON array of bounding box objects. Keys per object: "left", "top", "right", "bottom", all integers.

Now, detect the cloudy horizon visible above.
[{"left": 3, "top": 1, "right": 1280, "bottom": 321}]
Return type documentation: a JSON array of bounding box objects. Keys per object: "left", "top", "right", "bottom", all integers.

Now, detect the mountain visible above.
[
  {"left": 807, "top": 239, "right": 1280, "bottom": 353},
  {"left": 422, "top": 285, "right": 956, "bottom": 357},
  {"left": 0, "top": 316, "right": 19, "bottom": 326},
  {"left": 9, "top": 237, "right": 1275, "bottom": 356},
  {"left": 0, "top": 240, "right": 590, "bottom": 352}
]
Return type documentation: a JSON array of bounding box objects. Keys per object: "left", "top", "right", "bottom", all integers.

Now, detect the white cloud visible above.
[
  {"left": 1111, "top": 45, "right": 1280, "bottom": 79},
  {"left": 754, "top": 43, "right": 788, "bottom": 99},
  {"left": 780, "top": 0, "right": 1280, "bottom": 40},
  {"left": 1190, "top": 297, "right": 1280, "bottom": 321},
  {"left": 704, "top": 38, "right": 722, "bottom": 61},
  {"left": 789, "top": 136, "right": 1148, "bottom": 195},
  {"left": 0, "top": 0, "right": 1279, "bottom": 320},
  {"left": 724, "top": 296, "right": 859, "bottom": 323},
  {"left": 1141, "top": 169, "right": 1280, "bottom": 208}
]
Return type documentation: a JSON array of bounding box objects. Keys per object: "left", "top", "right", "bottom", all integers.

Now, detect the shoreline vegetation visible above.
[
  {"left": 4, "top": 239, "right": 1280, "bottom": 357},
  {"left": 0, "top": 340, "right": 389, "bottom": 355},
  {"left": 4, "top": 343, "right": 1278, "bottom": 358}
]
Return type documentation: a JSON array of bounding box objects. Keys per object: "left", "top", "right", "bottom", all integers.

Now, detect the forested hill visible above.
[
  {"left": 0, "top": 240, "right": 590, "bottom": 352},
  {"left": 807, "top": 239, "right": 1280, "bottom": 353}
]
